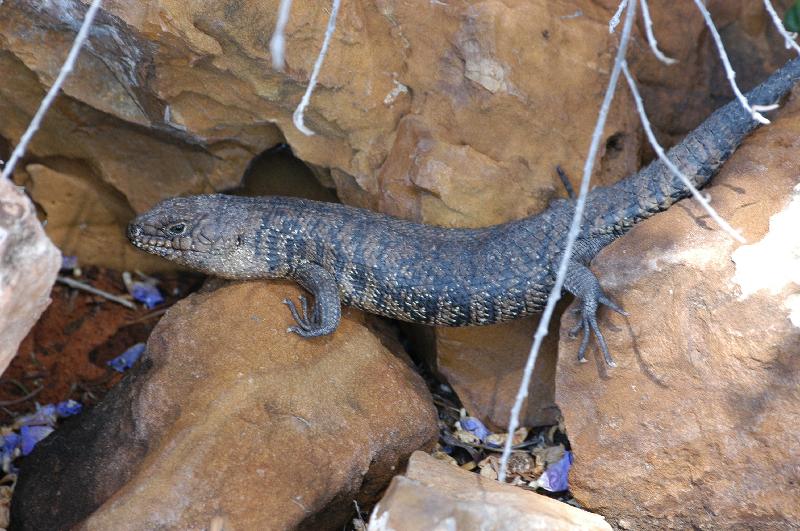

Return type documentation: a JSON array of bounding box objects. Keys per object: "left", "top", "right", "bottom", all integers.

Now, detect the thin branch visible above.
[
  {"left": 621, "top": 62, "right": 745, "bottom": 243},
  {"left": 763, "top": 0, "right": 800, "bottom": 56},
  {"left": 270, "top": 0, "right": 294, "bottom": 71},
  {"left": 1, "top": 0, "right": 104, "bottom": 180},
  {"left": 292, "top": 0, "right": 342, "bottom": 136},
  {"left": 498, "top": 0, "right": 638, "bottom": 483},
  {"left": 640, "top": 0, "right": 677, "bottom": 64},
  {"left": 609, "top": 0, "right": 628, "bottom": 34},
  {"left": 0, "top": 386, "right": 43, "bottom": 407},
  {"left": 57, "top": 275, "right": 137, "bottom": 310},
  {"left": 691, "top": 0, "right": 770, "bottom": 124}
]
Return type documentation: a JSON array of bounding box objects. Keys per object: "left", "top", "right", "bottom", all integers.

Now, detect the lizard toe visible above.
[
  {"left": 283, "top": 297, "right": 315, "bottom": 331},
  {"left": 576, "top": 322, "right": 591, "bottom": 363}
]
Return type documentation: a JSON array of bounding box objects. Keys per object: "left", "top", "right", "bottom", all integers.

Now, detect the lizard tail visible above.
[{"left": 583, "top": 56, "right": 800, "bottom": 236}]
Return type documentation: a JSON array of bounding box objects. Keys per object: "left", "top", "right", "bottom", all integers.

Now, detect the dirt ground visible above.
[{"left": 3, "top": 267, "right": 201, "bottom": 424}]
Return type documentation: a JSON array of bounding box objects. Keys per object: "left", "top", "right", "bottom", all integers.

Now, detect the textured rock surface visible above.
[
  {"left": 369, "top": 451, "right": 612, "bottom": 530},
  {"left": 0, "top": 0, "right": 646, "bottom": 269},
  {"left": 414, "top": 310, "right": 563, "bottom": 431},
  {"left": 11, "top": 281, "right": 438, "bottom": 531},
  {"left": 631, "top": 0, "right": 794, "bottom": 144},
  {"left": 556, "top": 92, "right": 800, "bottom": 528},
  {"left": 0, "top": 177, "right": 60, "bottom": 376},
  {"left": 1, "top": 1, "right": 786, "bottom": 231},
  {"left": 22, "top": 164, "right": 168, "bottom": 271},
  {"left": 1, "top": 0, "right": 792, "bottom": 422}
]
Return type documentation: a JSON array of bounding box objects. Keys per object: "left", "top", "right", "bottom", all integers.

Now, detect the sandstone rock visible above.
[
  {"left": 369, "top": 451, "right": 612, "bottom": 530},
  {"left": 555, "top": 91, "right": 800, "bottom": 528},
  {"left": 0, "top": 177, "right": 60, "bottom": 376},
  {"left": 23, "top": 163, "right": 169, "bottom": 272},
  {"left": 1, "top": 0, "right": 789, "bottom": 426},
  {"left": 11, "top": 281, "right": 438, "bottom": 530},
  {"left": 628, "top": 0, "right": 794, "bottom": 144},
  {"left": 1, "top": 1, "right": 643, "bottom": 252},
  {"left": 412, "top": 310, "right": 563, "bottom": 431},
  {"left": 1, "top": 1, "right": 782, "bottom": 235}
]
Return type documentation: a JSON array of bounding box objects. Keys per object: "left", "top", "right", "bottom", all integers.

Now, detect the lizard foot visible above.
[
  {"left": 283, "top": 295, "right": 319, "bottom": 334},
  {"left": 282, "top": 263, "right": 342, "bottom": 338},
  {"left": 571, "top": 293, "right": 627, "bottom": 367},
  {"left": 565, "top": 260, "right": 627, "bottom": 367}
]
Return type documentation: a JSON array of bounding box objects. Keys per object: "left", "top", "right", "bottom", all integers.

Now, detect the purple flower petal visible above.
[
  {"left": 55, "top": 400, "right": 83, "bottom": 417},
  {"left": 130, "top": 282, "right": 163, "bottom": 309},
  {"left": 107, "top": 343, "right": 146, "bottom": 372},
  {"left": 2, "top": 433, "right": 20, "bottom": 454},
  {"left": 538, "top": 451, "right": 573, "bottom": 492},
  {"left": 461, "top": 417, "right": 490, "bottom": 442},
  {"left": 20, "top": 425, "right": 54, "bottom": 456},
  {"left": 60, "top": 255, "right": 79, "bottom": 270}
]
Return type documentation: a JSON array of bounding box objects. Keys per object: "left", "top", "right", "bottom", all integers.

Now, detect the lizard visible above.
[{"left": 127, "top": 57, "right": 800, "bottom": 367}]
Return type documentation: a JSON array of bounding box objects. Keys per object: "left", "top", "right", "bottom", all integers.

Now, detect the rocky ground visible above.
[{"left": 1, "top": 0, "right": 799, "bottom": 529}]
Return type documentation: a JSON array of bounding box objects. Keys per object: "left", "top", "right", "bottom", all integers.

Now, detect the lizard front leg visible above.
[
  {"left": 564, "top": 261, "right": 626, "bottom": 366},
  {"left": 283, "top": 262, "right": 341, "bottom": 337}
]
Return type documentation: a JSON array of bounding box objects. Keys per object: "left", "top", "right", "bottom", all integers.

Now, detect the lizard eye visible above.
[{"left": 167, "top": 223, "right": 186, "bottom": 235}]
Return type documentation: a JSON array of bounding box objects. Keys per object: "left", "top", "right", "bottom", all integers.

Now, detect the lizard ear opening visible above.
[{"left": 236, "top": 235, "right": 244, "bottom": 246}]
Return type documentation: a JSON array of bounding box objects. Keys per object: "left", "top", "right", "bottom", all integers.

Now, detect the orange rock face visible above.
[
  {"left": 0, "top": 0, "right": 647, "bottom": 272},
  {"left": 3, "top": 1, "right": 798, "bottom": 525},
  {"left": 414, "top": 312, "right": 563, "bottom": 431},
  {"left": 556, "top": 86, "right": 800, "bottom": 529},
  {"left": 12, "top": 281, "right": 438, "bottom": 530}
]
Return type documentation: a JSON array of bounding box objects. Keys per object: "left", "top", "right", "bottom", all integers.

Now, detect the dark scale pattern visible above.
[{"left": 127, "top": 58, "right": 800, "bottom": 365}]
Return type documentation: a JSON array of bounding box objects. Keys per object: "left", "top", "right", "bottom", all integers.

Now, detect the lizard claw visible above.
[
  {"left": 283, "top": 295, "right": 317, "bottom": 331},
  {"left": 565, "top": 261, "right": 624, "bottom": 367},
  {"left": 288, "top": 325, "right": 317, "bottom": 337},
  {"left": 598, "top": 294, "right": 628, "bottom": 317},
  {"left": 571, "top": 294, "right": 623, "bottom": 367}
]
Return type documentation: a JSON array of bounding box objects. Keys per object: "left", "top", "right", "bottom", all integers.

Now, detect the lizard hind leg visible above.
[
  {"left": 564, "top": 261, "right": 627, "bottom": 367},
  {"left": 283, "top": 262, "right": 342, "bottom": 337}
]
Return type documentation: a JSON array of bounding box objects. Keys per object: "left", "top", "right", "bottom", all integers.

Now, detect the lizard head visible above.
[{"left": 127, "top": 194, "right": 250, "bottom": 275}]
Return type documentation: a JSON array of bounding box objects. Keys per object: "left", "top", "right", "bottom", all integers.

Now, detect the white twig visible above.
[
  {"left": 763, "top": 0, "right": 800, "bottom": 56},
  {"left": 692, "top": 0, "right": 770, "bottom": 124},
  {"left": 57, "top": 275, "right": 137, "bottom": 310},
  {"left": 621, "top": 62, "right": 746, "bottom": 243},
  {"left": 497, "top": 0, "right": 638, "bottom": 483},
  {"left": 1, "top": 0, "right": 103, "bottom": 180},
  {"left": 640, "top": 0, "right": 677, "bottom": 64},
  {"left": 270, "top": 0, "right": 294, "bottom": 71},
  {"left": 609, "top": 0, "right": 628, "bottom": 34},
  {"left": 292, "top": 0, "right": 342, "bottom": 136}
]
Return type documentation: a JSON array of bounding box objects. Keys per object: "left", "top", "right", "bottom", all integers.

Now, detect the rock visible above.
[
  {"left": 411, "top": 310, "right": 563, "bottom": 431},
  {"left": 369, "top": 451, "right": 612, "bottom": 530},
  {"left": 1, "top": 1, "right": 644, "bottom": 257},
  {"left": 1, "top": 0, "right": 783, "bottom": 229},
  {"left": 0, "top": 177, "right": 60, "bottom": 376},
  {"left": 630, "top": 0, "right": 793, "bottom": 144},
  {"left": 555, "top": 89, "right": 800, "bottom": 527},
  {"left": 11, "top": 281, "right": 438, "bottom": 530},
  {"left": 1, "top": 0, "right": 789, "bottom": 424},
  {"left": 22, "top": 164, "right": 169, "bottom": 271}
]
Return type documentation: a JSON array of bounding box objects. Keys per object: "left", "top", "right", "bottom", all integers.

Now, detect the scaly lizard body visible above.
[{"left": 128, "top": 58, "right": 800, "bottom": 365}]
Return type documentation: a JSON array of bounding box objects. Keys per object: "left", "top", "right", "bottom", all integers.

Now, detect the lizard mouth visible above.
[
  {"left": 127, "top": 223, "right": 188, "bottom": 256},
  {"left": 130, "top": 236, "right": 178, "bottom": 254},
  {"left": 127, "top": 222, "right": 229, "bottom": 256}
]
